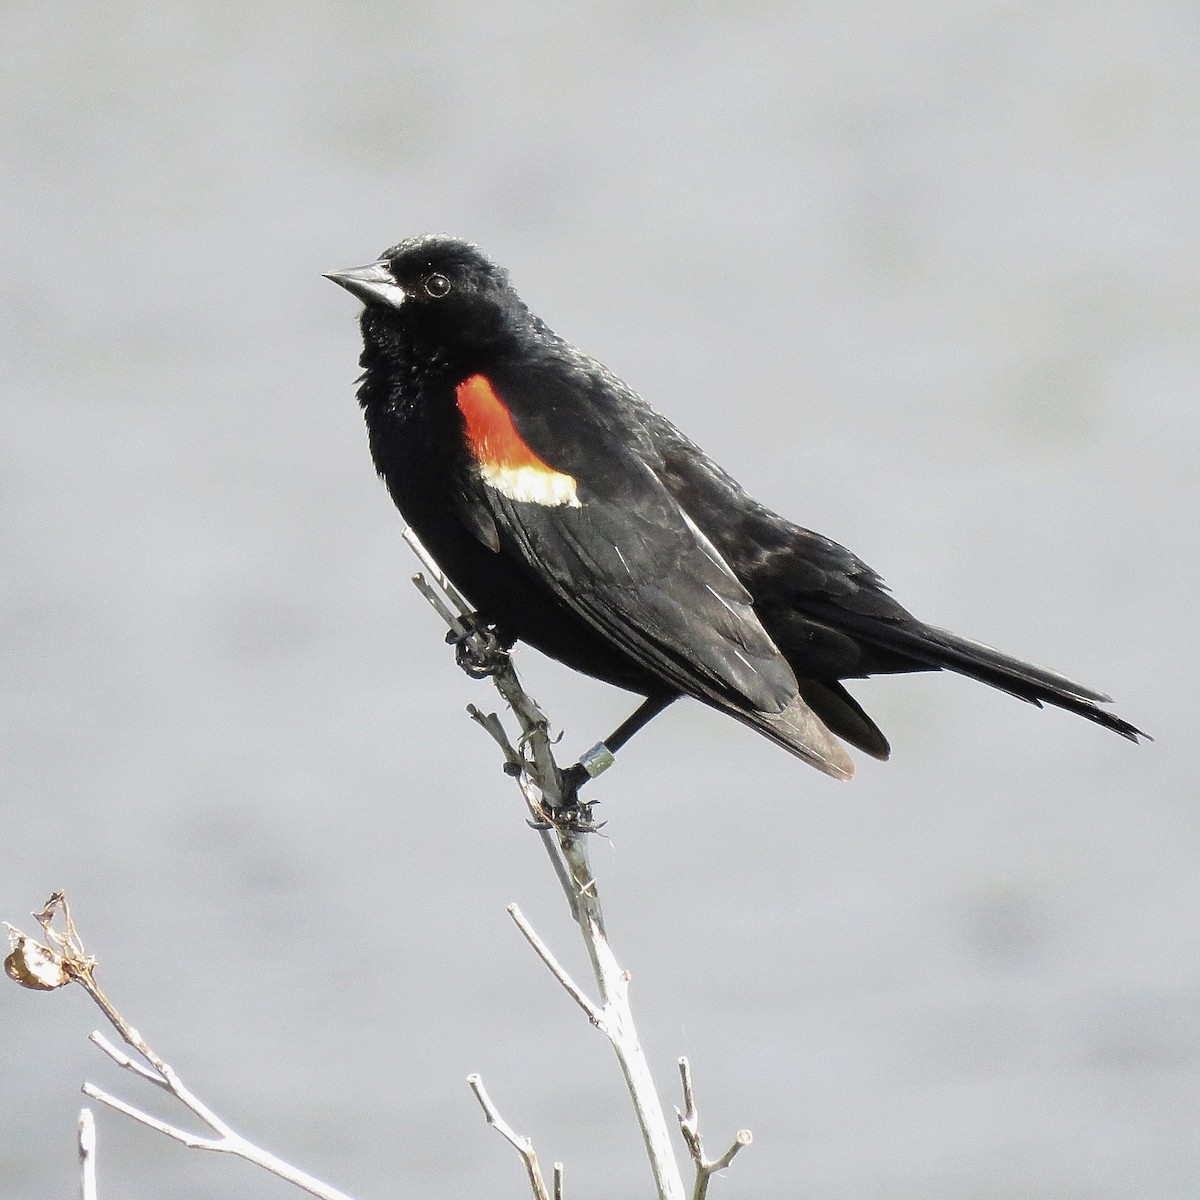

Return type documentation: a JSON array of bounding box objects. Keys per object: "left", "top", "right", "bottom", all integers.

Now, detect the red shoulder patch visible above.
[
  {"left": 455, "top": 374, "right": 549, "bottom": 472},
  {"left": 455, "top": 374, "right": 580, "bottom": 507}
]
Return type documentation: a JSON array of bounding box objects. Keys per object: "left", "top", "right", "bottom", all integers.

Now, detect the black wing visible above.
[
  {"left": 452, "top": 357, "right": 858, "bottom": 778},
  {"left": 647, "top": 410, "right": 1146, "bottom": 747},
  {"left": 466, "top": 404, "right": 794, "bottom": 712}
]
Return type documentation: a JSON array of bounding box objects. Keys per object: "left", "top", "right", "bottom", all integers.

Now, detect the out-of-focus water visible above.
[{"left": 2, "top": 4, "right": 1195, "bottom": 1197}]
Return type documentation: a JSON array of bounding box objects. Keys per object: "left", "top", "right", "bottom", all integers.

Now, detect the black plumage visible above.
[{"left": 327, "top": 235, "right": 1144, "bottom": 781}]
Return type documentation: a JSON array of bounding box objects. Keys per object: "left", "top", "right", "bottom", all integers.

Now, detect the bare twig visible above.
[
  {"left": 405, "top": 527, "right": 694, "bottom": 1200},
  {"left": 469, "top": 704, "right": 578, "bottom": 914},
  {"left": 78, "top": 1108, "right": 97, "bottom": 1200},
  {"left": 467, "top": 1074, "right": 551, "bottom": 1200},
  {"left": 554, "top": 828, "right": 685, "bottom": 1199},
  {"left": 88, "top": 1030, "right": 171, "bottom": 1089},
  {"left": 7, "top": 520, "right": 754, "bottom": 1200},
  {"left": 467, "top": 704, "right": 522, "bottom": 771},
  {"left": 412, "top": 571, "right": 468, "bottom": 638},
  {"left": 506, "top": 903, "right": 601, "bottom": 1025},
  {"left": 403, "top": 527, "right": 473, "bottom": 616},
  {"left": 4, "top": 895, "right": 356, "bottom": 1200},
  {"left": 675, "top": 1057, "right": 752, "bottom": 1200},
  {"left": 79, "top": 1082, "right": 217, "bottom": 1148}
]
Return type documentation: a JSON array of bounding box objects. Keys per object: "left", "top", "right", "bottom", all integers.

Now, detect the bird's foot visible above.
[
  {"left": 551, "top": 762, "right": 607, "bottom": 832},
  {"left": 538, "top": 798, "right": 604, "bottom": 834},
  {"left": 520, "top": 763, "right": 605, "bottom": 833},
  {"left": 447, "top": 613, "right": 508, "bottom": 679}
]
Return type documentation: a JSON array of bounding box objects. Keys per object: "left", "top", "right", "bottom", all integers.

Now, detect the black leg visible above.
[
  {"left": 604, "top": 692, "right": 677, "bottom": 753},
  {"left": 561, "top": 693, "right": 678, "bottom": 803}
]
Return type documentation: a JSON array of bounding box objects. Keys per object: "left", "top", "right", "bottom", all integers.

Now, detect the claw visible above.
[
  {"left": 548, "top": 802, "right": 606, "bottom": 834},
  {"left": 447, "top": 613, "right": 508, "bottom": 678},
  {"left": 541, "top": 768, "right": 604, "bottom": 832}
]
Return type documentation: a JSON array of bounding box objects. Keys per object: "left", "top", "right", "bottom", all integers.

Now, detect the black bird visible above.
[{"left": 326, "top": 235, "right": 1144, "bottom": 784}]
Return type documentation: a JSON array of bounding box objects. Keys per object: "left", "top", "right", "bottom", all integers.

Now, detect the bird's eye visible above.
[{"left": 423, "top": 273, "right": 451, "bottom": 298}]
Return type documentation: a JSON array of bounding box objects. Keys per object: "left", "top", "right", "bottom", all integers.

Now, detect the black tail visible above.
[
  {"left": 797, "top": 678, "right": 893, "bottom": 760},
  {"left": 915, "top": 623, "right": 1146, "bottom": 740},
  {"left": 841, "top": 614, "right": 1147, "bottom": 742}
]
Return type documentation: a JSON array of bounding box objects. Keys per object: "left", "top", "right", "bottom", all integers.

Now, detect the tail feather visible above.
[
  {"left": 713, "top": 608, "right": 1146, "bottom": 778},
  {"left": 797, "top": 678, "right": 891, "bottom": 760},
  {"left": 911, "top": 624, "right": 1146, "bottom": 742},
  {"left": 729, "top": 693, "right": 857, "bottom": 780},
  {"left": 828, "top": 614, "right": 1148, "bottom": 743}
]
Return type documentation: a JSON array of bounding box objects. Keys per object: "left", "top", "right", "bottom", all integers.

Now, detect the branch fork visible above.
[
  {"left": 676, "top": 1057, "right": 753, "bottom": 1200},
  {"left": 5, "top": 524, "right": 752, "bottom": 1200},
  {"left": 405, "top": 527, "right": 751, "bottom": 1200}
]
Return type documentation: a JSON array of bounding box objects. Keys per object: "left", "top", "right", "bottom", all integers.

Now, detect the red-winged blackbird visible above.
[{"left": 326, "top": 236, "right": 1145, "bottom": 783}]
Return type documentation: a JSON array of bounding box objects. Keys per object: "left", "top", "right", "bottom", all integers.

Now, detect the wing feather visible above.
[{"left": 455, "top": 368, "right": 796, "bottom": 712}]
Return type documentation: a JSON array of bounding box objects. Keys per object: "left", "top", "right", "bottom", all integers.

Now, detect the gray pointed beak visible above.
[{"left": 323, "top": 260, "right": 407, "bottom": 309}]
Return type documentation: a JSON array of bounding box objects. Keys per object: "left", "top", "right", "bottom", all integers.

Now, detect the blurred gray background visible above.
[{"left": 2, "top": 3, "right": 1195, "bottom": 1197}]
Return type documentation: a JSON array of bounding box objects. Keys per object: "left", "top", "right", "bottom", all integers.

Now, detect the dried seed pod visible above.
[{"left": 4, "top": 933, "right": 69, "bottom": 991}]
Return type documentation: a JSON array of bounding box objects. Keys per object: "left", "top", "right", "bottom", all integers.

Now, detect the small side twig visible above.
[
  {"left": 676, "top": 1057, "right": 752, "bottom": 1200},
  {"left": 412, "top": 571, "right": 468, "bottom": 639},
  {"left": 469, "top": 704, "right": 578, "bottom": 914},
  {"left": 506, "top": 904, "right": 602, "bottom": 1026},
  {"left": 88, "top": 1030, "right": 171, "bottom": 1089},
  {"left": 467, "top": 704, "right": 522, "bottom": 772},
  {"left": 467, "top": 1074, "right": 551, "bottom": 1200}
]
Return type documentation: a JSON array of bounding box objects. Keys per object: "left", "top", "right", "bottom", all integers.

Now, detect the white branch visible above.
[
  {"left": 79, "top": 1077, "right": 358, "bottom": 1200},
  {"left": 467, "top": 1074, "right": 551, "bottom": 1200},
  {"left": 556, "top": 828, "right": 686, "bottom": 1200},
  {"left": 88, "top": 1030, "right": 171, "bottom": 1089},
  {"left": 403, "top": 527, "right": 473, "bottom": 616},
  {"left": 402, "top": 527, "right": 692, "bottom": 1200},
  {"left": 81, "top": 1082, "right": 218, "bottom": 1149},
  {"left": 507, "top": 904, "right": 601, "bottom": 1025},
  {"left": 78, "top": 1108, "right": 97, "bottom": 1200},
  {"left": 412, "top": 572, "right": 468, "bottom": 638},
  {"left": 675, "top": 1057, "right": 752, "bottom": 1200}
]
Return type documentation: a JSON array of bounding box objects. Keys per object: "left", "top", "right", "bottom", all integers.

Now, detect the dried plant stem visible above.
[
  {"left": 404, "top": 528, "right": 691, "bottom": 1200},
  {"left": 7, "top": 523, "right": 753, "bottom": 1200},
  {"left": 468, "top": 1074, "right": 552, "bottom": 1200},
  {"left": 78, "top": 1108, "right": 97, "bottom": 1200},
  {"left": 558, "top": 828, "right": 686, "bottom": 1200},
  {"left": 5, "top": 894, "right": 356, "bottom": 1200},
  {"left": 676, "top": 1057, "right": 752, "bottom": 1200}
]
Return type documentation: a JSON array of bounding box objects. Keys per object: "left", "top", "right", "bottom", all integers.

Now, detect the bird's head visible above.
[{"left": 325, "top": 235, "right": 528, "bottom": 371}]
